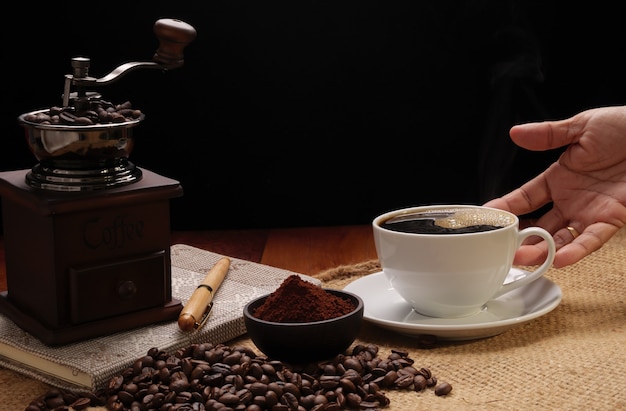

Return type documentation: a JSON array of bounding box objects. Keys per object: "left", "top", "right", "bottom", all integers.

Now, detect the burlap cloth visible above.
[{"left": 2, "top": 228, "right": 625, "bottom": 410}]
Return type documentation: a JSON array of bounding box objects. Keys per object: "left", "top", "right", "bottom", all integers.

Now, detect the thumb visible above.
[{"left": 509, "top": 118, "right": 578, "bottom": 152}]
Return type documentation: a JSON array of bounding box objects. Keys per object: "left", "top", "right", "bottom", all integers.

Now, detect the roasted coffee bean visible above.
[
  {"left": 280, "top": 391, "right": 299, "bottom": 409},
  {"left": 68, "top": 397, "right": 91, "bottom": 410},
  {"left": 211, "top": 362, "right": 232, "bottom": 375},
  {"left": 116, "top": 390, "right": 134, "bottom": 406},
  {"left": 265, "top": 390, "right": 279, "bottom": 408},
  {"left": 247, "top": 362, "right": 264, "bottom": 380},
  {"left": 108, "top": 375, "right": 124, "bottom": 392},
  {"left": 74, "top": 116, "right": 94, "bottom": 125},
  {"left": 339, "top": 377, "right": 357, "bottom": 393},
  {"left": 58, "top": 111, "right": 78, "bottom": 124},
  {"left": 359, "top": 400, "right": 381, "bottom": 409},
  {"left": 237, "top": 388, "right": 253, "bottom": 404},
  {"left": 147, "top": 346, "right": 160, "bottom": 358},
  {"left": 261, "top": 363, "right": 278, "bottom": 377},
  {"left": 345, "top": 392, "right": 362, "bottom": 408},
  {"left": 27, "top": 343, "right": 452, "bottom": 410},
  {"left": 381, "top": 370, "right": 398, "bottom": 387},
  {"left": 418, "top": 367, "right": 432, "bottom": 379},
  {"left": 319, "top": 375, "right": 341, "bottom": 389},
  {"left": 219, "top": 392, "right": 241, "bottom": 405},
  {"left": 435, "top": 381, "right": 453, "bottom": 396},
  {"left": 413, "top": 374, "right": 427, "bottom": 391},
  {"left": 342, "top": 357, "right": 363, "bottom": 373},
  {"left": 369, "top": 367, "right": 386, "bottom": 378},
  {"left": 24, "top": 100, "right": 142, "bottom": 126},
  {"left": 281, "top": 382, "right": 299, "bottom": 397},
  {"left": 191, "top": 363, "right": 211, "bottom": 380},
  {"left": 224, "top": 351, "right": 243, "bottom": 365},
  {"left": 374, "top": 391, "right": 391, "bottom": 407},
  {"left": 267, "top": 381, "right": 284, "bottom": 396},
  {"left": 426, "top": 376, "right": 438, "bottom": 387},
  {"left": 395, "top": 373, "right": 414, "bottom": 388},
  {"left": 170, "top": 378, "right": 191, "bottom": 392}
]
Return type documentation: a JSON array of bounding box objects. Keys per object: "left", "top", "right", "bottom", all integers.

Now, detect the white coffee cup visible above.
[{"left": 372, "top": 205, "right": 556, "bottom": 318}]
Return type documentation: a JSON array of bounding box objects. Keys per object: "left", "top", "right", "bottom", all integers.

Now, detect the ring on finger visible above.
[{"left": 567, "top": 226, "right": 580, "bottom": 239}]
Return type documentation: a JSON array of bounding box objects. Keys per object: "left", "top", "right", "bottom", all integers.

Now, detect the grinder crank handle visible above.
[{"left": 69, "top": 18, "right": 197, "bottom": 90}]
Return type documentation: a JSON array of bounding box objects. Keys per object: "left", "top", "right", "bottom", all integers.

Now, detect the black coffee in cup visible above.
[
  {"left": 380, "top": 207, "right": 510, "bottom": 234},
  {"left": 381, "top": 218, "right": 500, "bottom": 234}
]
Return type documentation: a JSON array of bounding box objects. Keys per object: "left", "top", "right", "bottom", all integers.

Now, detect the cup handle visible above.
[{"left": 492, "top": 227, "right": 556, "bottom": 299}]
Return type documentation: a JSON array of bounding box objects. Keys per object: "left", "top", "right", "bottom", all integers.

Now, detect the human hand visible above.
[{"left": 484, "top": 106, "right": 626, "bottom": 268}]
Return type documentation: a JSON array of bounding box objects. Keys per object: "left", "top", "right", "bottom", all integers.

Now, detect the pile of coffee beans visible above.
[
  {"left": 22, "top": 100, "right": 142, "bottom": 126},
  {"left": 25, "top": 342, "right": 452, "bottom": 411}
]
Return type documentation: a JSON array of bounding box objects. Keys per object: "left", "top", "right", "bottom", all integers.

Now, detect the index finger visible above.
[{"left": 484, "top": 170, "right": 553, "bottom": 216}]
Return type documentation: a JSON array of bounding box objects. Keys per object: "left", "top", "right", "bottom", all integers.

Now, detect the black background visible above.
[{"left": 2, "top": 1, "right": 625, "bottom": 230}]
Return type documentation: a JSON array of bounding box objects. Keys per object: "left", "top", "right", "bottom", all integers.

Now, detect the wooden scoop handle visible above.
[{"left": 152, "top": 18, "right": 197, "bottom": 68}]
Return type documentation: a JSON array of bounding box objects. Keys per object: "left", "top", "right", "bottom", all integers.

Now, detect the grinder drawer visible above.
[{"left": 69, "top": 251, "right": 168, "bottom": 324}]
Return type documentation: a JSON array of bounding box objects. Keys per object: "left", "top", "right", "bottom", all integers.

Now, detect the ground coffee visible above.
[{"left": 252, "top": 275, "right": 355, "bottom": 322}]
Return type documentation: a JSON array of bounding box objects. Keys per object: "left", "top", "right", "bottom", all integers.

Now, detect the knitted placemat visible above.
[{"left": 3, "top": 228, "right": 625, "bottom": 410}]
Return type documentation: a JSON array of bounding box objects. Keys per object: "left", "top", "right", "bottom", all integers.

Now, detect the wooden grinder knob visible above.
[{"left": 152, "top": 18, "right": 197, "bottom": 68}]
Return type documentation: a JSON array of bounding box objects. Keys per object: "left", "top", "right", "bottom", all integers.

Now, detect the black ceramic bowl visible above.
[{"left": 243, "top": 289, "right": 364, "bottom": 363}]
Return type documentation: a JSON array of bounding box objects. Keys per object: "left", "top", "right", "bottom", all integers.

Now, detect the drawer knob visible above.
[{"left": 118, "top": 280, "right": 137, "bottom": 300}]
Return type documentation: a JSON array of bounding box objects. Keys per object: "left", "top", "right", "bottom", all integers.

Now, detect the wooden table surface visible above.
[{"left": 0, "top": 225, "right": 378, "bottom": 292}]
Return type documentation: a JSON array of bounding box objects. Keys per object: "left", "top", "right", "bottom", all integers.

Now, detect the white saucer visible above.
[{"left": 343, "top": 269, "right": 562, "bottom": 341}]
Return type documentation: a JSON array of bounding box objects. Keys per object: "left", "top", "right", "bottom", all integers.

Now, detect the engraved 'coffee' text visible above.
[{"left": 82, "top": 215, "right": 145, "bottom": 249}]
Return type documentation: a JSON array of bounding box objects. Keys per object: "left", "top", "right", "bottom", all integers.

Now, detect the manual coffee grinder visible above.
[{"left": 0, "top": 19, "right": 196, "bottom": 345}]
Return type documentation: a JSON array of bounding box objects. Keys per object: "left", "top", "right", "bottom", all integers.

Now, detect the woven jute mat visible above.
[{"left": 2, "top": 228, "right": 625, "bottom": 410}]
